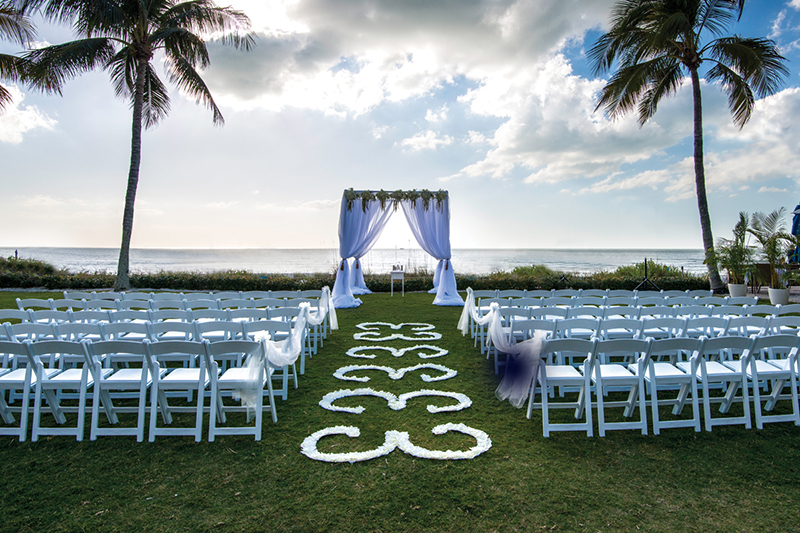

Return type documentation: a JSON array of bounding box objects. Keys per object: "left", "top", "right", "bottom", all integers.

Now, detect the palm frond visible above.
[
  {"left": 24, "top": 37, "right": 117, "bottom": 93},
  {"left": 708, "top": 36, "right": 789, "bottom": 98},
  {"left": 0, "top": 51, "right": 26, "bottom": 82},
  {"left": 141, "top": 61, "right": 169, "bottom": 128},
  {"left": 165, "top": 53, "right": 222, "bottom": 124},
  {"left": 0, "top": 82, "right": 12, "bottom": 109},
  {"left": 0, "top": 2, "right": 37, "bottom": 45},
  {"left": 637, "top": 59, "right": 684, "bottom": 124},
  {"left": 596, "top": 56, "right": 680, "bottom": 123},
  {"left": 160, "top": 0, "right": 255, "bottom": 51},
  {"left": 696, "top": 0, "right": 737, "bottom": 36},
  {"left": 151, "top": 26, "right": 210, "bottom": 68},
  {"left": 706, "top": 61, "right": 753, "bottom": 127},
  {"left": 107, "top": 46, "right": 135, "bottom": 99}
]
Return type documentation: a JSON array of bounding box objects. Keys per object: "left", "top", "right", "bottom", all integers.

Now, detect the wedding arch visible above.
[{"left": 331, "top": 189, "right": 464, "bottom": 308}]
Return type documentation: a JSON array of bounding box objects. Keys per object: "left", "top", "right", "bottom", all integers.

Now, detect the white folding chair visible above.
[
  {"left": 16, "top": 298, "right": 54, "bottom": 311},
  {"left": 145, "top": 340, "right": 211, "bottom": 442},
  {"left": 727, "top": 334, "right": 800, "bottom": 429},
  {"left": 632, "top": 337, "right": 704, "bottom": 434},
  {"left": 530, "top": 338, "right": 596, "bottom": 437},
  {"left": 205, "top": 339, "right": 276, "bottom": 441},
  {"left": 24, "top": 340, "right": 107, "bottom": 442},
  {"left": 0, "top": 341, "right": 41, "bottom": 441},
  {"left": 587, "top": 339, "right": 651, "bottom": 436},
  {"left": 597, "top": 318, "right": 643, "bottom": 341},
  {"left": 677, "top": 336, "right": 754, "bottom": 431},
  {"left": 84, "top": 340, "right": 165, "bottom": 442},
  {"left": 101, "top": 321, "right": 150, "bottom": 342}
]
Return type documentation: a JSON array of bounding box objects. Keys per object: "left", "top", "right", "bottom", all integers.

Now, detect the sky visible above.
[{"left": 1, "top": 0, "right": 799, "bottom": 252}]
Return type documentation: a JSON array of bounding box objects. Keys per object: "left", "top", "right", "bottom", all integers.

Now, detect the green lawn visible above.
[{"left": 0, "top": 291, "right": 798, "bottom": 532}]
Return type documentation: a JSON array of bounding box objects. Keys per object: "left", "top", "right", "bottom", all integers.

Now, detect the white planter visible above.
[
  {"left": 728, "top": 284, "right": 747, "bottom": 298},
  {"left": 768, "top": 288, "right": 790, "bottom": 306}
]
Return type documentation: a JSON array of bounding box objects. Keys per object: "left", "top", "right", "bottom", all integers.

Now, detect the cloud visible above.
[
  {"left": 256, "top": 198, "right": 339, "bottom": 211},
  {"left": 757, "top": 186, "right": 789, "bottom": 193},
  {"left": 399, "top": 130, "right": 453, "bottom": 151},
  {"left": 299, "top": 199, "right": 338, "bottom": 210},
  {"left": 0, "top": 86, "right": 57, "bottom": 144},
  {"left": 207, "top": 201, "right": 238, "bottom": 209},
  {"left": 425, "top": 105, "right": 448, "bottom": 123},
  {"left": 21, "top": 195, "right": 65, "bottom": 208},
  {"left": 209, "top": 0, "right": 615, "bottom": 114},
  {"left": 770, "top": 9, "right": 786, "bottom": 38}
]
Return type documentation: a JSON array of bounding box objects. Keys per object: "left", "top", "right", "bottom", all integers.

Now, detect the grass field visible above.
[{"left": 1, "top": 291, "right": 799, "bottom": 532}]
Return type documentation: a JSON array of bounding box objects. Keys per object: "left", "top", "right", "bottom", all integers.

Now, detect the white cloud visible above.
[
  {"left": 791, "top": 0, "right": 800, "bottom": 10},
  {"left": 372, "top": 124, "right": 388, "bottom": 139},
  {"left": 21, "top": 195, "right": 64, "bottom": 208},
  {"left": 770, "top": 9, "right": 786, "bottom": 38},
  {"left": 0, "top": 86, "right": 57, "bottom": 144},
  {"left": 757, "top": 186, "right": 789, "bottom": 193},
  {"left": 299, "top": 199, "right": 338, "bottom": 210},
  {"left": 207, "top": 201, "right": 238, "bottom": 209},
  {"left": 425, "top": 105, "right": 448, "bottom": 123},
  {"left": 399, "top": 130, "right": 453, "bottom": 151}
]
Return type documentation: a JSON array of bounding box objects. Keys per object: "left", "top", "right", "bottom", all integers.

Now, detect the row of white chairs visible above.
[
  {"left": 0, "top": 338, "right": 279, "bottom": 443},
  {"left": 471, "top": 289, "right": 715, "bottom": 299},
  {"left": 2, "top": 316, "right": 312, "bottom": 378},
  {"left": 475, "top": 295, "right": 759, "bottom": 309},
  {"left": 19, "top": 296, "right": 321, "bottom": 312},
  {"left": 525, "top": 335, "right": 800, "bottom": 437},
  {"left": 4, "top": 306, "right": 322, "bottom": 360},
  {"left": 62, "top": 290, "right": 322, "bottom": 301},
  {"left": 474, "top": 304, "right": 796, "bottom": 354},
  {"left": 488, "top": 315, "right": 800, "bottom": 373}
]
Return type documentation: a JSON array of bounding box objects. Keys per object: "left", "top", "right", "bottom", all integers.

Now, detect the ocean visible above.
[{"left": 0, "top": 247, "right": 707, "bottom": 276}]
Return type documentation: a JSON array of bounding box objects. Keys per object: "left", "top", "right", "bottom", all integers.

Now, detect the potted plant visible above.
[
  {"left": 709, "top": 212, "right": 755, "bottom": 297},
  {"left": 748, "top": 208, "right": 792, "bottom": 305}
]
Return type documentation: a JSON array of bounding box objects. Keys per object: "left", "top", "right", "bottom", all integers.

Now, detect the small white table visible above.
[{"left": 390, "top": 270, "right": 405, "bottom": 297}]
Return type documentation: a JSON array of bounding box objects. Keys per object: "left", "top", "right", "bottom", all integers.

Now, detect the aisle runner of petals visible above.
[{"left": 301, "top": 322, "right": 492, "bottom": 462}]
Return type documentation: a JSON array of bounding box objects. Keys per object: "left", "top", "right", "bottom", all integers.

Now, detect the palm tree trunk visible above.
[
  {"left": 114, "top": 58, "right": 146, "bottom": 291},
  {"left": 689, "top": 67, "right": 724, "bottom": 292}
]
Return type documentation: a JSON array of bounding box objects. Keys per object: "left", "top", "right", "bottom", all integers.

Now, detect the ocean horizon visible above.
[{"left": 0, "top": 247, "right": 707, "bottom": 276}]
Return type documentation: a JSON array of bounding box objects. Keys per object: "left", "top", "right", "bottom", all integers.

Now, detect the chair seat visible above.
[
  {"left": 541, "top": 365, "right": 582, "bottom": 379},
  {"left": 593, "top": 364, "right": 637, "bottom": 380},
  {"left": 0, "top": 368, "right": 58, "bottom": 384},
  {"left": 631, "top": 362, "right": 687, "bottom": 379},
  {"left": 159, "top": 368, "right": 211, "bottom": 388},
  {"left": 49, "top": 367, "right": 113, "bottom": 384},
  {"left": 676, "top": 360, "right": 736, "bottom": 379},
  {"left": 218, "top": 367, "right": 267, "bottom": 385},
  {"left": 104, "top": 368, "right": 165, "bottom": 386},
  {"left": 767, "top": 359, "right": 793, "bottom": 371}
]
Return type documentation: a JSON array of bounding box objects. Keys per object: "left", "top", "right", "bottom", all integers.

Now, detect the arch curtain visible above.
[
  {"left": 331, "top": 191, "right": 464, "bottom": 308},
  {"left": 331, "top": 195, "right": 395, "bottom": 308},
  {"left": 401, "top": 199, "right": 463, "bottom": 306}
]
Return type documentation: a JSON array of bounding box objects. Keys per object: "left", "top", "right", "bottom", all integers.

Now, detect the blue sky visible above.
[{"left": 1, "top": 0, "right": 798, "bottom": 251}]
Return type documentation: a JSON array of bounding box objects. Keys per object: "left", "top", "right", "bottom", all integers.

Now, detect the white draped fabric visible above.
[
  {"left": 332, "top": 190, "right": 463, "bottom": 308},
  {"left": 458, "top": 288, "right": 546, "bottom": 408},
  {"left": 331, "top": 196, "right": 395, "bottom": 308},
  {"left": 236, "top": 296, "right": 339, "bottom": 415},
  {"left": 401, "top": 199, "right": 463, "bottom": 306}
]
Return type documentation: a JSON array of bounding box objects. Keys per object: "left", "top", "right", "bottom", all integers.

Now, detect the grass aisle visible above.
[{"left": 1, "top": 292, "right": 799, "bottom": 531}]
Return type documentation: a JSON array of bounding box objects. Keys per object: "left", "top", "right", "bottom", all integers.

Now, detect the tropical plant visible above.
[
  {"left": 0, "top": 0, "right": 44, "bottom": 110},
  {"left": 748, "top": 208, "right": 791, "bottom": 289},
  {"left": 709, "top": 211, "right": 754, "bottom": 285},
  {"left": 20, "top": 0, "right": 255, "bottom": 290},
  {"left": 589, "top": 0, "right": 789, "bottom": 292}
]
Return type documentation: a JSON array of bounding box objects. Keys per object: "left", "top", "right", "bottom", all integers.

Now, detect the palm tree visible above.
[
  {"left": 0, "top": 0, "right": 43, "bottom": 110},
  {"left": 589, "top": 0, "right": 788, "bottom": 292},
  {"left": 21, "top": 0, "right": 254, "bottom": 289}
]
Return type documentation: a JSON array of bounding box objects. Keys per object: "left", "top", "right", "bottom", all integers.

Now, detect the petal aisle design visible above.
[{"left": 301, "top": 321, "right": 491, "bottom": 463}]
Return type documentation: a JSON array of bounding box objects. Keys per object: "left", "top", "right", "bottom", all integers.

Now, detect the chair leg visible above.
[{"left": 76, "top": 367, "right": 88, "bottom": 442}]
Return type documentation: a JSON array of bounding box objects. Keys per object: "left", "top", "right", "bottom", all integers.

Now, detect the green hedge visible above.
[{"left": 0, "top": 270, "right": 709, "bottom": 292}]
